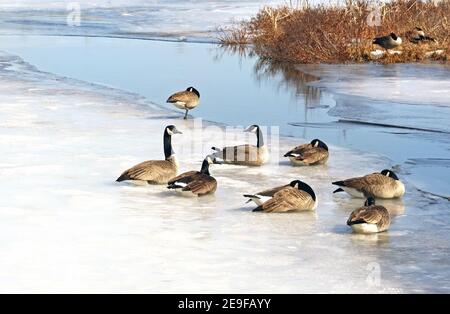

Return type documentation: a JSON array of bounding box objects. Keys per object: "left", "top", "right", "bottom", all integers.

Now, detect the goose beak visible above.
[{"left": 172, "top": 128, "right": 183, "bottom": 134}]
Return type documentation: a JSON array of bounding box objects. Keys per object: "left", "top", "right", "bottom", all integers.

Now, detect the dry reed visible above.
[{"left": 219, "top": 0, "right": 450, "bottom": 63}]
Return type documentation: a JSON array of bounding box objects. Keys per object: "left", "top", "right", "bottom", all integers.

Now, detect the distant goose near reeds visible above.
[
  {"left": 347, "top": 197, "right": 391, "bottom": 234},
  {"left": 166, "top": 87, "right": 200, "bottom": 119},
  {"left": 167, "top": 155, "right": 222, "bottom": 196},
  {"left": 284, "top": 139, "right": 329, "bottom": 166},
  {"left": 332, "top": 169, "right": 405, "bottom": 199},
  {"left": 373, "top": 33, "right": 402, "bottom": 51},
  {"left": 406, "top": 27, "right": 436, "bottom": 44},
  {"left": 211, "top": 124, "right": 268, "bottom": 166},
  {"left": 244, "top": 180, "right": 317, "bottom": 213},
  {"left": 116, "top": 125, "right": 182, "bottom": 184}
]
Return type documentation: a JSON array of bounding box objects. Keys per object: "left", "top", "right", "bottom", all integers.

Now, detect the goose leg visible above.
[{"left": 184, "top": 109, "right": 188, "bottom": 119}]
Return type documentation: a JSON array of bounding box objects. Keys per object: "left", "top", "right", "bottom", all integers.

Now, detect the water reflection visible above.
[
  {"left": 253, "top": 58, "right": 322, "bottom": 108},
  {"left": 215, "top": 44, "right": 324, "bottom": 110}
]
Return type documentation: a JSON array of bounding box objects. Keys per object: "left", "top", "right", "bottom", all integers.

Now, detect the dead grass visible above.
[{"left": 220, "top": 0, "right": 450, "bottom": 63}]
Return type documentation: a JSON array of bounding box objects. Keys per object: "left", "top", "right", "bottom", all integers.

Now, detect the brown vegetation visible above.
[{"left": 219, "top": 0, "right": 450, "bottom": 63}]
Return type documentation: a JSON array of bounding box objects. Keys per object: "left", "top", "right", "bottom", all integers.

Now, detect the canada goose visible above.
[
  {"left": 373, "top": 33, "right": 402, "bottom": 51},
  {"left": 166, "top": 86, "right": 200, "bottom": 119},
  {"left": 211, "top": 124, "right": 268, "bottom": 166},
  {"left": 347, "top": 197, "right": 391, "bottom": 234},
  {"left": 167, "top": 155, "right": 222, "bottom": 196},
  {"left": 244, "top": 180, "right": 317, "bottom": 213},
  {"left": 332, "top": 169, "right": 405, "bottom": 199},
  {"left": 116, "top": 125, "right": 182, "bottom": 184},
  {"left": 284, "top": 139, "right": 329, "bottom": 166},
  {"left": 406, "top": 27, "right": 436, "bottom": 44}
]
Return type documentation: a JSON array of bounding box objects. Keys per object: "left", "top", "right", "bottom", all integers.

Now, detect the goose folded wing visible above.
[
  {"left": 285, "top": 143, "right": 310, "bottom": 155},
  {"left": 348, "top": 207, "right": 383, "bottom": 225},
  {"left": 184, "top": 175, "right": 216, "bottom": 194},
  {"left": 168, "top": 171, "right": 198, "bottom": 185},
  {"left": 167, "top": 91, "right": 194, "bottom": 103},
  {"left": 294, "top": 147, "right": 327, "bottom": 163},
  {"left": 259, "top": 187, "right": 307, "bottom": 212},
  {"left": 255, "top": 184, "right": 290, "bottom": 197},
  {"left": 221, "top": 144, "right": 257, "bottom": 162},
  {"left": 120, "top": 160, "right": 172, "bottom": 181}
]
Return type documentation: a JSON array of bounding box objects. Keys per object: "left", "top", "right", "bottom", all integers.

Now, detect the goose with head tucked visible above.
[
  {"left": 166, "top": 86, "right": 200, "bottom": 119},
  {"left": 211, "top": 124, "right": 268, "bottom": 166},
  {"left": 244, "top": 180, "right": 317, "bottom": 213},
  {"left": 332, "top": 169, "right": 405, "bottom": 199},
  {"left": 373, "top": 33, "right": 402, "bottom": 51},
  {"left": 284, "top": 139, "right": 329, "bottom": 166},
  {"left": 406, "top": 27, "right": 436, "bottom": 44},
  {"left": 347, "top": 197, "right": 391, "bottom": 234},
  {"left": 116, "top": 125, "right": 182, "bottom": 184},
  {"left": 167, "top": 155, "right": 222, "bottom": 196}
]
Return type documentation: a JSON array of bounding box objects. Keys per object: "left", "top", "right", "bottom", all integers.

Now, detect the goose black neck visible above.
[
  {"left": 200, "top": 159, "right": 210, "bottom": 175},
  {"left": 163, "top": 131, "right": 174, "bottom": 159},
  {"left": 298, "top": 182, "right": 316, "bottom": 201},
  {"left": 256, "top": 127, "right": 264, "bottom": 148}
]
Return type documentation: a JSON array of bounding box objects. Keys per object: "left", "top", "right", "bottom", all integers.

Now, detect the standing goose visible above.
[
  {"left": 116, "top": 125, "right": 182, "bottom": 184},
  {"left": 244, "top": 180, "right": 317, "bottom": 213},
  {"left": 347, "top": 197, "right": 391, "bottom": 234},
  {"left": 211, "top": 124, "right": 268, "bottom": 166},
  {"left": 373, "top": 33, "right": 402, "bottom": 51},
  {"left": 332, "top": 169, "right": 405, "bottom": 199},
  {"left": 167, "top": 155, "right": 222, "bottom": 197},
  {"left": 284, "top": 139, "right": 329, "bottom": 166},
  {"left": 166, "top": 86, "right": 200, "bottom": 119}
]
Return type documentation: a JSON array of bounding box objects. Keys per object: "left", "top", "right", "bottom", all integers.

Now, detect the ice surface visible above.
[
  {"left": 300, "top": 64, "right": 450, "bottom": 109},
  {"left": 1, "top": 50, "right": 450, "bottom": 293},
  {"left": 0, "top": 0, "right": 284, "bottom": 42}
]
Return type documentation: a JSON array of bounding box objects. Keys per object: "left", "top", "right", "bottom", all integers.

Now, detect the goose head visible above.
[
  {"left": 244, "top": 124, "right": 260, "bottom": 133},
  {"left": 414, "top": 27, "right": 425, "bottom": 37},
  {"left": 381, "top": 169, "right": 399, "bottom": 180},
  {"left": 310, "top": 139, "right": 328, "bottom": 151},
  {"left": 165, "top": 125, "right": 183, "bottom": 136},
  {"left": 206, "top": 155, "right": 223, "bottom": 165},
  {"left": 390, "top": 33, "right": 398, "bottom": 40},
  {"left": 186, "top": 86, "right": 200, "bottom": 98}
]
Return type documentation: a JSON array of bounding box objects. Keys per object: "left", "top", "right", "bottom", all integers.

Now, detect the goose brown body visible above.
[
  {"left": 332, "top": 170, "right": 405, "bottom": 199},
  {"left": 347, "top": 198, "right": 391, "bottom": 233},
  {"left": 166, "top": 87, "right": 200, "bottom": 119},
  {"left": 284, "top": 139, "right": 329, "bottom": 166},
  {"left": 117, "top": 157, "right": 178, "bottom": 184},
  {"left": 214, "top": 144, "right": 268, "bottom": 166},
  {"left": 212, "top": 125, "right": 268, "bottom": 166},
  {"left": 244, "top": 180, "right": 317, "bottom": 213},
  {"left": 167, "top": 156, "right": 220, "bottom": 196},
  {"left": 405, "top": 27, "right": 435, "bottom": 43},
  {"left": 168, "top": 171, "right": 217, "bottom": 196},
  {"left": 116, "top": 125, "right": 181, "bottom": 184},
  {"left": 373, "top": 33, "right": 402, "bottom": 50}
]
